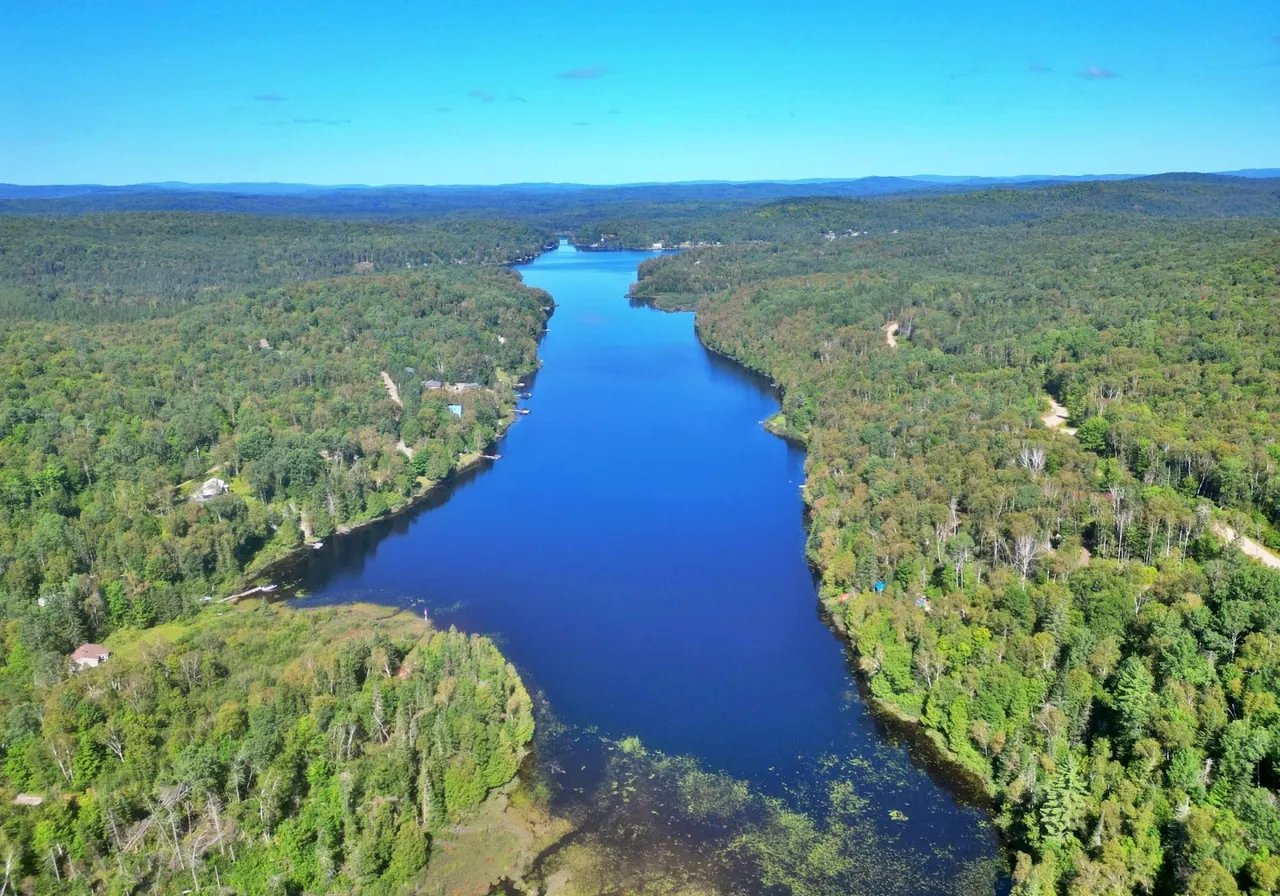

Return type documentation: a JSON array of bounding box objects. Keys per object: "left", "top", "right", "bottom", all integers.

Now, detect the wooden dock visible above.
[{"left": 219, "top": 583, "right": 278, "bottom": 604}]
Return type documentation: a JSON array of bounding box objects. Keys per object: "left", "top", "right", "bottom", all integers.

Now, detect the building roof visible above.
[
  {"left": 71, "top": 643, "right": 110, "bottom": 661},
  {"left": 193, "top": 477, "right": 228, "bottom": 501}
]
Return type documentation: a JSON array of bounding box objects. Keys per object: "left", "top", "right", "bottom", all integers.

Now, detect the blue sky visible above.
[{"left": 1, "top": 0, "right": 1277, "bottom": 184}]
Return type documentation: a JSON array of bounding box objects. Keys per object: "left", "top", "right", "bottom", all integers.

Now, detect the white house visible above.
[{"left": 71, "top": 643, "right": 110, "bottom": 671}]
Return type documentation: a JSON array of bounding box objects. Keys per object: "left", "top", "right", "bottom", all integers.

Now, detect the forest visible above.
[
  {"left": 0, "top": 211, "right": 551, "bottom": 712},
  {"left": 3, "top": 176, "right": 1280, "bottom": 894},
  {"left": 632, "top": 191, "right": 1280, "bottom": 894},
  {"left": 0, "top": 209, "right": 548, "bottom": 894},
  {"left": 0, "top": 213, "right": 552, "bottom": 321},
  {"left": 0, "top": 601, "right": 534, "bottom": 894}
]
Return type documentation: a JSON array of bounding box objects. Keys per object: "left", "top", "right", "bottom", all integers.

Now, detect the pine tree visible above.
[
  {"left": 1112, "top": 656, "right": 1154, "bottom": 746},
  {"left": 1040, "top": 755, "right": 1086, "bottom": 844}
]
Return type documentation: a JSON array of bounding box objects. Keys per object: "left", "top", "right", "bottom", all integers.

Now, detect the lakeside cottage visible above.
[
  {"left": 448, "top": 382, "right": 482, "bottom": 394},
  {"left": 71, "top": 643, "right": 110, "bottom": 671},
  {"left": 192, "top": 477, "right": 228, "bottom": 502},
  {"left": 424, "top": 379, "right": 444, "bottom": 390}
]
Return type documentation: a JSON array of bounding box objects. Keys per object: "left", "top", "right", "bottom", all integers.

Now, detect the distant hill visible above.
[
  {"left": 0, "top": 171, "right": 1275, "bottom": 225},
  {"left": 1216, "top": 168, "right": 1280, "bottom": 178},
  {"left": 578, "top": 174, "right": 1280, "bottom": 248}
]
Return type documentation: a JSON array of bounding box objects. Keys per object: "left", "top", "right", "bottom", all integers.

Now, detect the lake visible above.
[{"left": 291, "top": 240, "right": 1005, "bottom": 892}]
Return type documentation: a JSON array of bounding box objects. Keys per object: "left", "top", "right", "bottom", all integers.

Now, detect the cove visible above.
[{"left": 290, "top": 241, "right": 1005, "bottom": 891}]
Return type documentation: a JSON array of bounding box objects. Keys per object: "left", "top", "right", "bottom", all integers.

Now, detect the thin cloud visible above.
[
  {"left": 254, "top": 93, "right": 287, "bottom": 102},
  {"left": 945, "top": 66, "right": 987, "bottom": 81},
  {"left": 572, "top": 121, "right": 590, "bottom": 126},
  {"left": 1028, "top": 63, "right": 1052, "bottom": 73},
  {"left": 434, "top": 106, "right": 451, "bottom": 113},
  {"left": 278, "top": 117, "right": 350, "bottom": 126},
  {"left": 469, "top": 89, "right": 495, "bottom": 103},
  {"left": 607, "top": 107, "right": 621, "bottom": 115},
  {"left": 558, "top": 65, "right": 609, "bottom": 80},
  {"left": 509, "top": 94, "right": 529, "bottom": 104},
  {"left": 1079, "top": 65, "right": 1119, "bottom": 79}
]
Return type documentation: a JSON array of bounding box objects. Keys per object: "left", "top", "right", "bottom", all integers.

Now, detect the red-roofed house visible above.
[{"left": 71, "top": 643, "right": 110, "bottom": 671}]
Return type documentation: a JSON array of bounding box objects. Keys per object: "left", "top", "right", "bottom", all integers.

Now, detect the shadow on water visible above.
[{"left": 272, "top": 366, "right": 546, "bottom": 594}]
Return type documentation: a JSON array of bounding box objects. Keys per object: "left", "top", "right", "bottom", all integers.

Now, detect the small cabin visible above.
[
  {"left": 448, "top": 382, "right": 482, "bottom": 394},
  {"left": 424, "top": 379, "right": 444, "bottom": 390},
  {"left": 192, "top": 478, "right": 228, "bottom": 503},
  {"left": 71, "top": 643, "right": 110, "bottom": 671}
]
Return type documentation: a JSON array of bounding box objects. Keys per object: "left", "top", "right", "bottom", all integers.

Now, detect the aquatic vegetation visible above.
[{"left": 521, "top": 735, "right": 998, "bottom": 896}]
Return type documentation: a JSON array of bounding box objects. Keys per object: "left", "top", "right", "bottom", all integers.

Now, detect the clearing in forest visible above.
[
  {"left": 883, "top": 321, "right": 899, "bottom": 348},
  {"left": 1041, "top": 396, "right": 1077, "bottom": 435},
  {"left": 381, "top": 370, "right": 403, "bottom": 407},
  {"left": 1213, "top": 523, "right": 1280, "bottom": 570}
]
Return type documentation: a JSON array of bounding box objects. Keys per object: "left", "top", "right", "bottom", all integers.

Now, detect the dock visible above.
[{"left": 219, "top": 583, "right": 278, "bottom": 604}]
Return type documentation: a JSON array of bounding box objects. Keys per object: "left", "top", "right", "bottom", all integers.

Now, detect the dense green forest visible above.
[
  {"left": 0, "top": 211, "right": 550, "bottom": 696},
  {"left": 633, "top": 198, "right": 1280, "bottom": 894},
  {"left": 0, "top": 213, "right": 552, "bottom": 321},
  {"left": 0, "top": 212, "right": 553, "bottom": 894},
  {"left": 4, "top": 178, "right": 1280, "bottom": 894},
  {"left": 0, "top": 601, "right": 534, "bottom": 894},
  {"left": 1, "top": 271, "right": 548, "bottom": 663}
]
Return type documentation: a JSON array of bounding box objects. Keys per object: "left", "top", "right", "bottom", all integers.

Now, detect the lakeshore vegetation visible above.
[{"left": 0, "top": 601, "right": 535, "bottom": 894}]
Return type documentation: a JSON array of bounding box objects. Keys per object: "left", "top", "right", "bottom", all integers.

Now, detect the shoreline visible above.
[
  {"left": 247, "top": 446, "right": 493, "bottom": 586},
  {"left": 247, "top": 360, "right": 543, "bottom": 588},
  {"left": 244, "top": 342, "right": 549, "bottom": 590},
  {"left": 653, "top": 288, "right": 1008, "bottom": 823},
  {"left": 248, "top": 239, "right": 568, "bottom": 589},
  {"left": 239, "top": 244, "right": 560, "bottom": 588}
]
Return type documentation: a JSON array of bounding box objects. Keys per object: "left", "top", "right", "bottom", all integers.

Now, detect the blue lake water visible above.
[{"left": 291, "top": 241, "right": 1004, "bottom": 891}]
